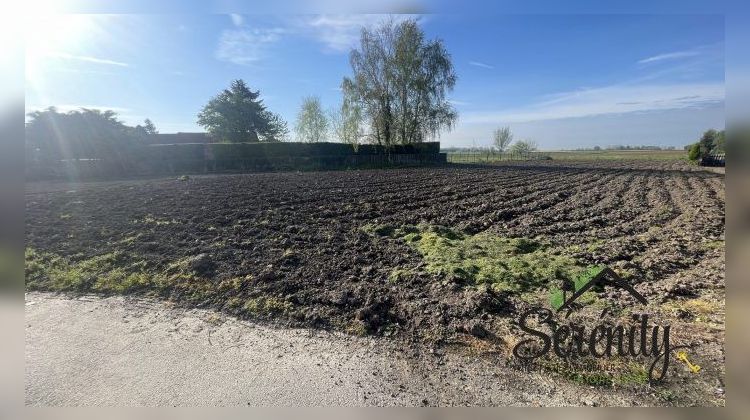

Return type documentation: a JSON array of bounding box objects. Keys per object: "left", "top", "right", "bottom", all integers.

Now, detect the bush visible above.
[
  {"left": 687, "top": 143, "right": 701, "bottom": 161},
  {"left": 510, "top": 140, "right": 538, "bottom": 155}
]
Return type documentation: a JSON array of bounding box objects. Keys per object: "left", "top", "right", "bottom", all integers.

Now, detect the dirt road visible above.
[{"left": 25, "top": 292, "right": 648, "bottom": 407}]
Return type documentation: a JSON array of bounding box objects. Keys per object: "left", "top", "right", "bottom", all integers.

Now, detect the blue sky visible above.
[{"left": 25, "top": 13, "right": 725, "bottom": 149}]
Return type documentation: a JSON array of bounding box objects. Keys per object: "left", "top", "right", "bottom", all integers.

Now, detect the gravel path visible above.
[{"left": 25, "top": 292, "right": 647, "bottom": 407}]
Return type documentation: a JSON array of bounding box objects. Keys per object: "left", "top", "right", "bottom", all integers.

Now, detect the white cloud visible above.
[
  {"left": 214, "top": 14, "right": 422, "bottom": 64},
  {"left": 215, "top": 28, "right": 285, "bottom": 65},
  {"left": 462, "top": 82, "right": 724, "bottom": 124},
  {"left": 229, "top": 14, "right": 244, "bottom": 27},
  {"left": 297, "top": 14, "right": 418, "bottom": 52},
  {"left": 46, "top": 52, "right": 129, "bottom": 67},
  {"left": 638, "top": 50, "right": 701, "bottom": 64},
  {"left": 469, "top": 61, "right": 494, "bottom": 69}
]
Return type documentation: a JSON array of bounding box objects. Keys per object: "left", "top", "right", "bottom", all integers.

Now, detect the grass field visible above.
[
  {"left": 545, "top": 149, "right": 687, "bottom": 161},
  {"left": 446, "top": 149, "right": 687, "bottom": 163}
]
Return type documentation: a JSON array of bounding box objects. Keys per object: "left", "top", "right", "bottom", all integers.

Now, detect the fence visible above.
[{"left": 446, "top": 151, "right": 551, "bottom": 164}]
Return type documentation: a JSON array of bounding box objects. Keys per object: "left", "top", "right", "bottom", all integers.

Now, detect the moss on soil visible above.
[
  {"left": 367, "top": 223, "right": 602, "bottom": 299},
  {"left": 25, "top": 248, "right": 153, "bottom": 294},
  {"left": 242, "top": 296, "right": 292, "bottom": 315},
  {"left": 539, "top": 356, "right": 650, "bottom": 388}
]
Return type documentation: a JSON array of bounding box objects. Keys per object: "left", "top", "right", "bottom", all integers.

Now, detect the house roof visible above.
[{"left": 144, "top": 132, "right": 215, "bottom": 145}]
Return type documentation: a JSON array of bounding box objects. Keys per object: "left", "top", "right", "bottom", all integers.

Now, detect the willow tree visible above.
[
  {"left": 342, "top": 18, "right": 457, "bottom": 147},
  {"left": 329, "top": 90, "right": 364, "bottom": 150},
  {"left": 295, "top": 96, "right": 328, "bottom": 143}
]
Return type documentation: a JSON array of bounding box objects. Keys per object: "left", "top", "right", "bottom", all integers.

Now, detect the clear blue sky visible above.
[{"left": 25, "top": 13, "right": 725, "bottom": 149}]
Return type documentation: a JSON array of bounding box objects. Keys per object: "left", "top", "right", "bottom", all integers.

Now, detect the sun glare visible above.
[{"left": 25, "top": 14, "right": 97, "bottom": 83}]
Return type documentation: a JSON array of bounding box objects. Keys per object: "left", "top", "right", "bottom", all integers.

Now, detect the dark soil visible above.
[{"left": 25, "top": 160, "right": 725, "bottom": 405}]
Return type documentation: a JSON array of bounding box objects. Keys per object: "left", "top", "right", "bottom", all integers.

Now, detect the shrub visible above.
[{"left": 687, "top": 143, "right": 701, "bottom": 161}]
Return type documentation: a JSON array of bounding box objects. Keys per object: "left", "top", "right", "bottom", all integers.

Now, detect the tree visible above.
[
  {"left": 25, "top": 107, "right": 138, "bottom": 161},
  {"left": 687, "top": 128, "right": 725, "bottom": 161},
  {"left": 698, "top": 129, "right": 717, "bottom": 159},
  {"left": 197, "top": 79, "right": 287, "bottom": 142},
  {"left": 688, "top": 143, "right": 701, "bottom": 161},
  {"left": 509, "top": 139, "right": 538, "bottom": 155},
  {"left": 295, "top": 96, "right": 328, "bottom": 143},
  {"left": 714, "top": 130, "right": 725, "bottom": 153},
  {"left": 329, "top": 90, "right": 364, "bottom": 150},
  {"left": 142, "top": 118, "right": 158, "bottom": 134},
  {"left": 264, "top": 112, "right": 290, "bottom": 142},
  {"left": 132, "top": 118, "right": 158, "bottom": 141},
  {"left": 342, "top": 18, "right": 457, "bottom": 147},
  {"left": 492, "top": 126, "right": 513, "bottom": 152}
]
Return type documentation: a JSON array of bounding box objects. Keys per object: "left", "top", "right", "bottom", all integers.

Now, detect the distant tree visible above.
[
  {"left": 295, "top": 96, "right": 328, "bottom": 143},
  {"left": 329, "top": 91, "right": 363, "bottom": 150},
  {"left": 714, "top": 130, "right": 725, "bottom": 153},
  {"left": 25, "top": 107, "right": 137, "bottom": 161},
  {"left": 142, "top": 118, "right": 158, "bottom": 134},
  {"left": 197, "top": 79, "right": 287, "bottom": 142},
  {"left": 593, "top": 145, "right": 601, "bottom": 151},
  {"left": 342, "top": 18, "right": 457, "bottom": 147},
  {"left": 687, "top": 128, "right": 725, "bottom": 161},
  {"left": 698, "top": 129, "right": 718, "bottom": 159},
  {"left": 132, "top": 118, "right": 159, "bottom": 141},
  {"left": 492, "top": 126, "right": 513, "bottom": 152},
  {"left": 509, "top": 139, "right": 538, "bottom": 155}
]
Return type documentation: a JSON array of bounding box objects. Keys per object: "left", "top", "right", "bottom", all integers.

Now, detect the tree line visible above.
[
  {"left": 687, "top": 129, "right": 725, "bottom": 161},
  {"left": 25, "top": 108, "right": 158, "bottom": 161},
  {"left": 202, "top": 18, "right": 458, "bottom": 148},
  {"left": 26, "top": 18, "right": 459, "bottom": 160}
]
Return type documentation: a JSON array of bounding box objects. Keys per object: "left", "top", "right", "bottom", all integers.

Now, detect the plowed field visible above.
[{"left": 25, "top": 160, "right": 725, "bottom": 404}]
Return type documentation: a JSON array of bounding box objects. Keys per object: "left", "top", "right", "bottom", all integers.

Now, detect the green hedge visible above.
[
  {"left": 139, "top": 143, "right": 205, "bottom": 162},
  {"left": 142, "top": 141, "right": 441, "bottom": 161}
]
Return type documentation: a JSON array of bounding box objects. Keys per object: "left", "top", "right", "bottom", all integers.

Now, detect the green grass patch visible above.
[
  {"left": 388, "top": 268, "right": 415, "bottom": 283},
  {"left": 25, "top": 248, "right": 153, "bottom": 293},
  {"left": 700, "top": 240, "right": 724, "bottom": 251},
  {"left": 242, "top": 296, "right": 292, "bottom": 315},
  {"left": 369, "top": 224, "right": 600, "bottom": 297},
  {"left": 548, "top": 265, "right": 606, "bottom": 310},
  {"left": 539, "top": 357, "right": 650, "bottom": 388},
  {"left": 545, "top": 150, "right": 686, "bottom": 161},
  {"left": 613, "top": 362, "right": 650, "bottom": 386}
]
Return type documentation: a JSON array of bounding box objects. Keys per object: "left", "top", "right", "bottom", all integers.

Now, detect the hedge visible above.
[{"left": 142, "top": 141, "right": 441, "bottom": 161}]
